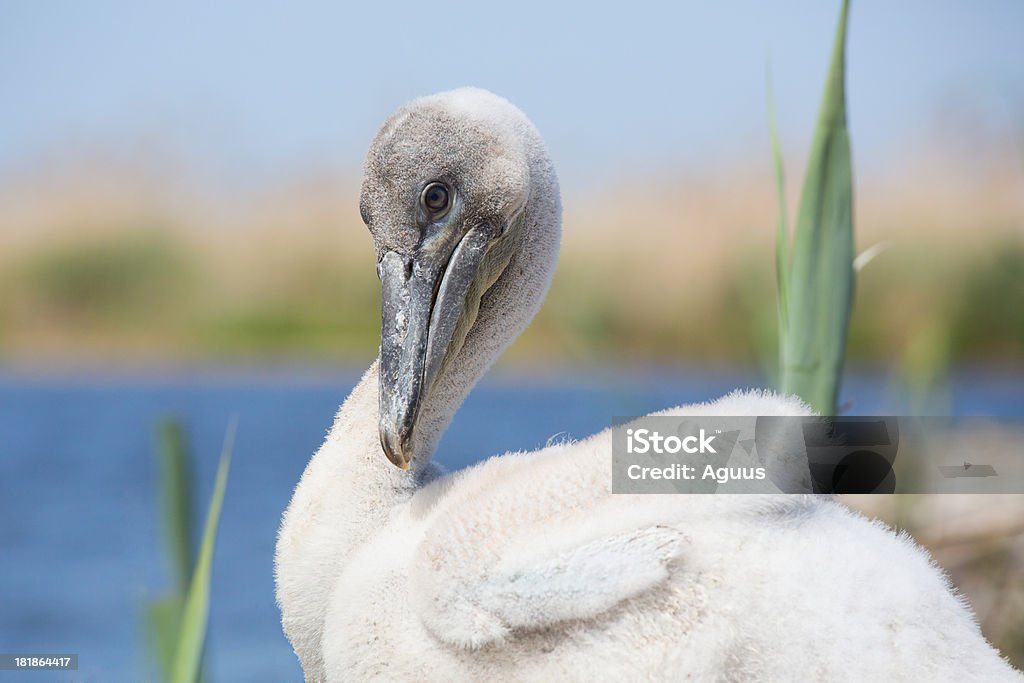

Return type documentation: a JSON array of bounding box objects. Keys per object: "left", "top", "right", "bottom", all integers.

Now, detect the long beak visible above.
[{"left": 378, "top": 224, "right": 495, "bottom": 469}]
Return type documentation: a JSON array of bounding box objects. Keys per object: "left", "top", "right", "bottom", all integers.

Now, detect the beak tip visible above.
[{"left": 380, "top": 427, "right": 413, "bottom": 470}]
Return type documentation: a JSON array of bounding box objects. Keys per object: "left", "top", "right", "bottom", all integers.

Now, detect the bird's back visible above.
[{"left": 319, "top": 396, "right": 1020, "bottom": 681}]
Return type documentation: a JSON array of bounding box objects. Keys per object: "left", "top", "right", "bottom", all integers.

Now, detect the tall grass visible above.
[
  {"left": 773, "top": 0, "right": 855, "bottom": 414},
  {"left": 146, "top": 418, "right": 235, "bottom": 683},
  {"left": 146, "top": 420, "right": 196, "bottom": 680}
]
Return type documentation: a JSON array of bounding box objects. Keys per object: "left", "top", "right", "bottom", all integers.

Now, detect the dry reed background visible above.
[{"left": 0, "top": 136, "right": 1021, "bottom": 371}]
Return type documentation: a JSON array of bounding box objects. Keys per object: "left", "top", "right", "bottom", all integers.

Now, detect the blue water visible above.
[{"left": 1, "top": 367, "right": 1020, "bottom": 682}]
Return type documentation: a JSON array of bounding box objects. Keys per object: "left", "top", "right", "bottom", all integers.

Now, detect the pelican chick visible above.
[{"left": 275, "top": 88, "right": 1021, "bottom": 682}]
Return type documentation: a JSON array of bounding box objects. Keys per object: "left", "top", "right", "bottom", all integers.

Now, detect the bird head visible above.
[{"left": 359, "top": 88, "right": 557, "bottom": 470}]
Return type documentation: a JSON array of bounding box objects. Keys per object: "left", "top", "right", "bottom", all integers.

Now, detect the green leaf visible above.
[
  {"left": 779, "top": 0, "right": 855, "bottom": 415},
  {"left": 146, "top": 596, "right": 184, "bottom": 681},
  {"left": 144, "top": 418, "right": 194, "bottom": 683},
  {"left": 170, "top": 417, "right": 237, "bottom": 683},
  {"left": 766, "top": 63, "right": 790, "bottom": 364},
  {"left": 157, "top": 418, "right": 195, "bottom": 596}
]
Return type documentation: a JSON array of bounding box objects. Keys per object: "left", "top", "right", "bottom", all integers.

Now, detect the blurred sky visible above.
[{"left": 1, "top": 0, "right": 1022, "bottom": 191}]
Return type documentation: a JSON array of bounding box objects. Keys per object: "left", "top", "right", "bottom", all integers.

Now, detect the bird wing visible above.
[
  {"left": 410, "top": 433, "right": 689, "bottom": 649},
  {"left": 410, "top": 389, "right": 811, "bottom": 650},
  {"left": 414, "top": 516, "right": 686, "bottom": 649}
]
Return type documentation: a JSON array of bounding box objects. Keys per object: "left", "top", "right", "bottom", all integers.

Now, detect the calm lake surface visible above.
[{"left": 1, "top": 366, "right": 1021, "bottom": 682}]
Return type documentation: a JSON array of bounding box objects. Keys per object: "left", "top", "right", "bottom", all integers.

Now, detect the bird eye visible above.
[{"left": 421, "top": 182, "right": 451, "bottom": 217}]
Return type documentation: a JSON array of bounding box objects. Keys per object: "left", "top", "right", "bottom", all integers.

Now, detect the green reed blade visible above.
[
  {"left": 170, "top": 417, "right": 236, "bottom": 683},
  {"left": 779, "top": 0, "right": 854, "bottom": 415}
]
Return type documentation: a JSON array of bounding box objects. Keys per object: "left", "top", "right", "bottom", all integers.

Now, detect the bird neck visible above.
[
  {"left": 277, "top": 145, "right": 561, "bottom": 679},
  {"left": 277, "top": 362, "right": 424, "bottom": 680}
]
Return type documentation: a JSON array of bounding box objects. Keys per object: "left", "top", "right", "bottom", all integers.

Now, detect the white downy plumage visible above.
[{"left": 275, "top": 88, "right": 1021, "bottom": 682}]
